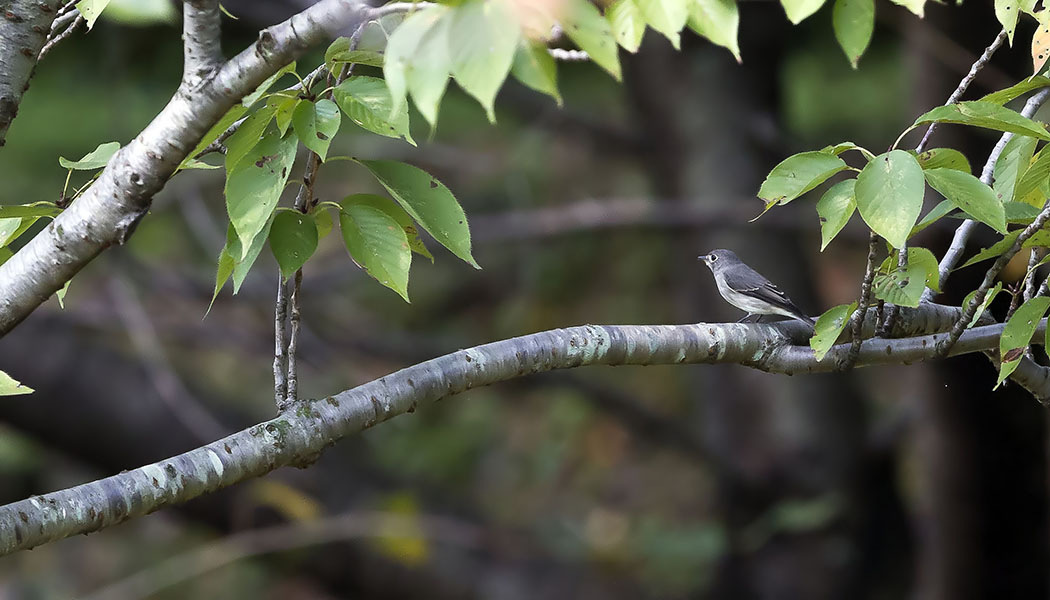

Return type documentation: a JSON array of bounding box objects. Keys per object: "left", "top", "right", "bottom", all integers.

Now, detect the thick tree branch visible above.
[
  {"left": 182, "top": 0, "right": 223, "bottom": 87},
  {"left": 0, "top": 303, "right": 1039, "bottom": 556},
  {"left": 0, "top": 0, "right": 62, "bottom": 147},
  {"left": 0, "top": 0, "right": 376, "bottom": 337}
]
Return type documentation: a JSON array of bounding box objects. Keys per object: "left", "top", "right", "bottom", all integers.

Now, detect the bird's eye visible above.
[{"left": 709, "top": 255, "right": 718, "bottom": 262}]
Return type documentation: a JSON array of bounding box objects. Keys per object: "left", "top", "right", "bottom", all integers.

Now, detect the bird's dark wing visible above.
[{"left": 722, "top": 264, "right": 810, "bottom": 318}]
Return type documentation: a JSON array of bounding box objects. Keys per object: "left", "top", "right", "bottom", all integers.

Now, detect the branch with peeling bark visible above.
[
  {"left": 0, "top": 302, "right": 1044, "bottom": 556},
  {"left": 0, "top": 0, "right": 375, "bottom": 336}
]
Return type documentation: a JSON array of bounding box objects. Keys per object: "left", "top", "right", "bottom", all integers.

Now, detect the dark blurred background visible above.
[{"left": 1, "top": 1, "right": 1048, "bottom": 598}]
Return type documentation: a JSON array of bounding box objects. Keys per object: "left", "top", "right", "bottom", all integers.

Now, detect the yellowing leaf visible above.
[{"left": 1034, "top": 18, "right": 1050, "bottom": 77}]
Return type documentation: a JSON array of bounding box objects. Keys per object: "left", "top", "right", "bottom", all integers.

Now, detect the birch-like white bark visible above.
[
  {"left": 182, "top": 0, "right": 223, "bottom": 87},
  {"left": 0, "top": 303, "right": 1042, "bottom": 556},
  {"left": 0, "top": 0, "right": 62, "bottom": 146},
  {"left": 0, "top": 0, "right": 374, "bottom": 336}
]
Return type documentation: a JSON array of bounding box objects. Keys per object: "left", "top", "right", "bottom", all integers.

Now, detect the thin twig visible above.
[
  {"left": 285, "top": 270, "right": 304, "bottom": 405},
  {"left": 49, "top": 7, "right": 79, "bottom": 35},
  {"left": 1006, "top": 282, "right": 1023, "bottom": 322},
  {"left": 939, "top": 199, "right": 1050, "bottom": 356},
  {"left": 1024, "top": 248, "right": 1047, "bottom": 303},
  {"left": 37, "top": 14, "right": 84, "bottom": 61},
  {"left": 273, "top": 276, "right": 289, "bottom": 408},
  {"left": 925, "top": 89, "right": 1050, "bottom": 300},
  {"left": 883, "top": 29, "right": 1008, "bottom": 333},
  {"left": 369, "top": 1, "right": 437, "bottom": 17},
  {"left": 842, "top": 233, "right": 881, "bottom": 369},
  {"left": 915, "top": 28, "right": 1008, "bottom": 153},
  {"left": 194, "top": 64, "right": 327, "bottom": 159}
]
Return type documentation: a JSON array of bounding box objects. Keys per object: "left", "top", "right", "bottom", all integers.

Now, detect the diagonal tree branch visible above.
[
  {"left": 0, "top": 302, "right": 1042, "bottom": 557},
  {"left": 939, "top": 197, "right": 1050, "bottom": 355},
  {"left": 182, "top": 0, "right": 223, "bottom": 87},
  {"left": 0, "top": 0, "right": 377, "bottom": 337},
  {"left": 926, "top": 89, "right": 1050, "bottom": 299},
  {"left": 0, "top": 0, "right": 62, "bottom": 147}
]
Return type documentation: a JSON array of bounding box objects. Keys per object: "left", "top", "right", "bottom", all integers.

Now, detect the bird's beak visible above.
[{"left": 697, "top": 255, "right": 708, "bottom": 264}]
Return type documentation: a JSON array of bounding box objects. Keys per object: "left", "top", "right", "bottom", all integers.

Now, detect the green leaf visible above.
[
  {"left": 448, "top": 0, "right": 520, "bottom": 122},
  {"left": 954, "top": 229, "right": 1050, "bottom": 268},
  {"left": 888, "top": 0, "right": 925, "bottom": 16},
  {"left": 242, "top": 62, "right": 296, "bottom": 108},
  {"left": 757, "top": 151, "right": 847, "bottom": 205},
  {"left": 993, "top": 134, "right": 1037, "bottom": 205},
  {"left": 384, "top": 6, "right": 451, "bottom": 127},
  {"left": 0, "top": 219, "right": 20, "bottom": 247},
  {"left": 995, "top": 0, "right": 1021, "bottom": 45},
  {"left": 325, "top": 37, "right": 385, "bottom": 69},
  {"left": 340, "top": 205, "right": 412, "bottom": 302},
  {"left": 855, "top": 150, "right": 925, "bottom": 248},
  {"left": 76, "top": 0, "right": 112, "bottom": 29},
  {"left": 962, "top": 281, "right": 1002, "bottom": 328},
  {"left": 636, "top": 0, "right": 689, "bottom": 49},
  {"left": 341, "top": 193, "right": 434, "bottom": 261},
  {"left": 210, "top": 217, "right": 277, "bottom": 312},
  {"left": 268, "top": 94, "right": 299, "bottom": 137},
  {"left": 357, "top": 159, "right": 477, "bottom": 267},
  {"left": 912, "top": 102, "right": 1050, "bottom": 141},
  {"left": 911, "top": 199, "right": 956, "bottom": 236},
  {"left": 313, "top": 206, "right": 334, "bottom": 239},
  {"left": 823, "top": 141, "right": 873, "bottom": 158},
  {"left": 292, "top": 99, "right": 341, "bottom": 161},
  {"left": 56, "top": 279, "right": 70, "bottom": 309},
  {"left": 780, "top": 0, "right": 826, "bottom": 24},
  {"left": 832, "top": 0, "right": 873, "bottom": 68},
  {"left": 914, "top": 147, "right": 971, "bottom": 173},
  {"left": 59, "top": 141, "right": 120, "bottom": 170},
  {"left": 608, "top": 0, "right": 645, "bottom": 53},
  {"left": 0, "top": 370, "right": 32, "bottom": 396},
  {"left": 232, "top": 216, "right": 273, "bottom": 293},
  {"left": 225, "top": 129, "right": 297, "bottom": 257},
  {"left": 224, "top": 104, "right": 277, "bottom": 171},
  {"left": 0, "top": 202, "right": 62, "bottom": 218},
  {"left": 1014, "top": 144, "right": 1050, "bottom": 207},
  {"left": 269, "top": 210, "right": 319, "bottom": 280},
  {"left": 687, "top": 0, "right": 741, "bottom": 62},
  {"left": 923, "top": 168, "right": 1007, "bottom": 234},
  {"left": 1006, "top": 200, "right": 1041, "bottom": 223},
  {"left": 0, "top": 216, "right": 39, "bottom": 248},
  {"left": 179, "top": 157, "right": 221, "bottom": 170},
  {"left": 333, "top": 76, "right": 415, "bottom": 145},
  {"left": 816, "top": 179, "right": 856, "bottom": 251},
  {"left": 407, "top": 13, "right": 453, "bottom": 128},
  {"left": 980, "top": 76, "right": 1050, "bottom": 105},
  {"left": 997, "top": 296, "right": 1050, "bottom": 386},
  {"left": 958, "top": 230, "right": 1021, "bottom": 269},
  {"left": 511, "top": 41, "right": 561, "bottom": 105},
  {"left": 809, "top": 301, "right": 856, "bottom": 361},
  {"left": 209, "top": 240, "right": 236, "bottom": 314},
  {"left": 183, "top": 104, "right": 248, "bottom": 168},
  {"left": 873, "top": 247, "right": 940, "bottom": 307},
  {"left": 563, "top": 0, "right": 622, "bottom": 80}
]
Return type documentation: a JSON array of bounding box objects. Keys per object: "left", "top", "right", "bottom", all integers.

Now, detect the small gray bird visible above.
[{"left": 698, "top": 249, "right": 815, "bottom": 325}]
